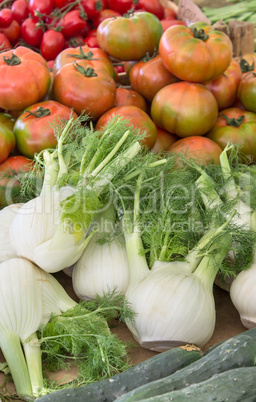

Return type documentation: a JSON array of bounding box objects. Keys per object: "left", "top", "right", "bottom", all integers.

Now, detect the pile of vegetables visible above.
[{"left": 1, "top": 0, "right": 256, "bottom": 400}]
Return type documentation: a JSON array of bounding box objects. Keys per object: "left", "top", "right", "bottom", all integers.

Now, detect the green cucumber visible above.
[
  {"left": 136, "top": 366, "right": 256, "bottom": 401},
  {"left": 36, "top": 346, "right": 202, "bottom": 402},
  {"left": 204, "top": 327, "right": 256, "bottom": 355},
  {"left": 115, "top": 334, "right": 256, "bottom": 401}
]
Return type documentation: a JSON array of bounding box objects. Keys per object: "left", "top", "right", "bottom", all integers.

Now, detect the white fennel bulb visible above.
[
  {"left": 9, "top": 185, "right": 87, "bottom": 273},
  {"left": 230, "top": 262, "right": 256, "bottom": 329},
  {"left": 73, "top": 205, "right": 129, "bottom": 300},
  {"left": 0, "top": 203, "right": 23, "bottom": 263}
]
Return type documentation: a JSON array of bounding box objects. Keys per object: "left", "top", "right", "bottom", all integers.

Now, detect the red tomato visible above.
[
  {"left": 58, "top": 10, "right": 90, "bottom": 39},
  {"left": 203, "top": 58, "right": 242, "bottom": 111},
  {"left": 53, "top": 0, "right": 73, "bottom": 8},
  {"left": 151, "top": 82, "right": 218, "bottom": 137},
  {"left": 13, "top": 100, "right": 78, "bottom": 158},
  {"left": 137, "top": 0, "right": 164, "bottom": 20},
  {"left": 92, "top": 8, "right": 121, "bottom": 28},
  {"left": 114, "top": 87, "right": 147, "bottom": 111},
  {"left": 159, "top": 23, "right": 233, "bottom": 83},
  {"left": 28, "top": 0, "right": 54, "bottom": 20},
  {"left": 0, "top": 46, "right": 51, "bottom": 111},
  {"left": 80, "top": 0, "right": 108, "bottom": 20},
  {"left": 0, "top": 19, "right": 21, "bottom": 44},
  {"left": 0, "top": 122, "right": 16, "bottom": 163},
  {"left": 40, "top": 30, "right": 65, "bottom": 61},
  {"left": 206, "top": 107, "right": 256, "bottom": 162},
  {"left": 64, "top": 35, "right": 84, "bottom": 49},
  {"left": 0, "top": 8, "right": 14, "bottom": 28},
  {"left": 163, "top": 6, "right": 177, "bottom": 19},
  {"left": 83, "top": 30, "right": 99, "bottom": 47},
  {"left": 160, "top": 19, "right": 186, "bottom": 31},
  {"left": 169, "top": 136, "right": 222, "bottom": 166},
  {"left": 237, "top": 72, "right": 256, "bottom": 113},
  {"left": 53, "top": 62, "right": 117, "bottom": 119},
  {"left": 21, "top": 17, "right": 44, "bottom": 47},
  {"left": 95, "top": 105, "right": 157, "bottom": 149},
  {"left": 129, "top": 54, "right": 180, "bottom": 102},
  {"left": 0, "top": 112, "right": 16, "bottom": 131},
  {"left": 0, "top": 155, "right": 35, "bottom": 208},
  {"left": 0, "top": 33, "right": 11, "bottom": 52},
  {"left": 97, "top": 11, "right": 163, "bottom": 61},
  {"left": 107, "top": 0, "right": 136, "bottom": 14},
  {"left": 11, "top": 0, "right": 29, "bottom": 24},
  {"left": 152, "top": 127, "right": 178, "bottom": 154}
]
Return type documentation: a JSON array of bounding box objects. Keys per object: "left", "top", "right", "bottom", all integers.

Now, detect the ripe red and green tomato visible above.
[
  {"left": 52, "top": 62, "right": 117, "bottom": 119},
  {"left": 168, "top": 136, "right": 223, "bottom": 166},
  {"left": 203, "top": 58, "right": 242, "bottom": 111},
  {"left": 159, "top": 23, "right": 233, "bottom": 83},
  {"left": 0, "top": 122, "right": 15, "bottom": 164},
  {"left": 97, "top": 11, "right": 163, "bottom": 61},
  {"left": 13, "top": 100, "right": 78, "bottom": 158},
  {"left": 0, "top": 155, "right": 34, "bottom": 208},
  {"left": 129, "top": 54, "right": 180, "bottom": 103},
  {"left": 0, "top": 46, "right": 51, "bottom": 111},
  {"left": 114, "top": 87, "right": 147, "bottom": 111},
  {"left": 151, "top": 82, "right": 218, "bottom": 138},
  {"left": 152, "top": 127, "right": 178, "bottom": 154},
  {"left": 95, "top": 105, "right": 157, "bottom": 149},
  {"left": 206, "top": 107, "right": 256, "bottom": 162},
  {"left": 237, "top": 72, "right": 256, "bottom": 113}
]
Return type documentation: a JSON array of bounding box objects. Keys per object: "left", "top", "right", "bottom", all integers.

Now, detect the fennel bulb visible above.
[
  {"left": 0, "top": 203, "right": 22, "bottom": 263},
  {"left": 73, "top": 205, "right": 129, "bottom": 300}
]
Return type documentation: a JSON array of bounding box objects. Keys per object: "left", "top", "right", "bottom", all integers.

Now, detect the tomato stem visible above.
[
  {"left": 240, "top": 58, "right": 255, "bottom": 73},
  {"left": 24, "top": 107, "right": 51, "bottom": 119},
  {"left": 73, "top": 62, "right": 97, "bottom": 76},
  {"left": 192, "top": 28, "right": 209, "bottom": 41},
  {"left": 3, "top": 53, "right": 21, "bottom": 66},
  {"left": 220, "top": 113, "right": 245, "bottom": 127}
]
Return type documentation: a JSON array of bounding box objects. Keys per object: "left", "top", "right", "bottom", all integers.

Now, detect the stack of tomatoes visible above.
[{"left": 1, "top": 0, "right": 256, "bottom": 208}]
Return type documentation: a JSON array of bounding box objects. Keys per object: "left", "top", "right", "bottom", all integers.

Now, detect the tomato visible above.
[
  {"left": 80, "top": 0, "right": 108, "bottom": 20},
  {"left": 0, "top": 155, "right": 35, "bottom": 208},
  {"left": 92, "top": 8, "right": 121, "bottom": 28},
  {"left": 0, "top": 33, "right": 11, "bottom": 52},
  {"left": 150, "top": 82, "right": 218, "bottom": 137},
  {"left": 239, "top": 54, "right": 256, "bottom": 77},
  {"left": 83, "top": 30, "right": 99, "bottom": 47},
  {"left": 0, "top": 123, "right": 16, "bottom": 163},
  {"left": 0, "top": 8, "right": 14, "bottom": 28},
  {"left": 137, "top": 0, "right": 164, "bottom": 19},
  {"left": 0, "top": 46, "right": 51, "bottom": 111},
  {"left": 95, "top": 105, "right": 157, "bottom": 149},
  {"left": 97, "top": 11, "right": 163, "bottom": 61},
  {"left": 114, "top": 87, "right": 147, "bottom": 111},
  {"left": 159, "top": 23, "right": 233, "bottom": 83},
  {"left": 64, "top": 35, "right": 84, "bottom": 49},
  {"left": 168, "top": 136, "right": 222, "bottom": 167},
  {"left": 13, "top": 100, "right": 78, "bottom": 158},
  {"left": 160, "top": 19, "right": 186, "bottom": 31},
  {"left": 0, "top": 19, "right": 21, "bottom": 44},
  {"left": 11, "top": 0, "right": 29, "bottom": 24},
  {"left": 237, "top": 72, "right": 256, "bottom": 113},
  {"left": 151, "top": 127, "right": 178, "bottom": 154},
  {"left": 107, "top": 0, "right": 136, "bottom": 14},
  {"left": 53, "top": 0, "right": 73, "bottom": 8},
  {"left": 21, "top": 17, "right": 44, "bottom": 47},
  {"left": 58, "top": 10, "right": 90, "bottom": 39},
  {"left": 53, "top": 62, "right": 117, "bottom": 119},
  {"left": 129, "top": 54, "right": 180, "bottom": 102},
  {"left": 0, "top": 112, "right": 16, "bottom": 131},
  {"left": 206, "top": 107, "right": 256, "bottom": 162},
  {"left": 53, "top": 45, "right": 116, "bottom": 79},
  {"left": 203, "top": 58, "right": 242, "bottom": 111},
  {"left": 163, "top": 6, "right": 177, "bottom": 19},
  {"left": 40, "top": 29, "right": 65, "bottom": 61},
  {"left": 28, "top": 0, "right": 54, "bottom": 20}
]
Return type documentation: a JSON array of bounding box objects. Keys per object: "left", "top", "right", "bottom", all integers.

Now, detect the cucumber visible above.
[
  {"left": 204, "top": 327, "right": 256, "bottom": 355},
  {"left": 115, "top": 334, "right": 256, "bottom": 401},
  {"left": 36, "top": 345, "right": 202, "bottom": 402},
  {"left": 136, "top": 366, "right": 256, "bottom": 401}
]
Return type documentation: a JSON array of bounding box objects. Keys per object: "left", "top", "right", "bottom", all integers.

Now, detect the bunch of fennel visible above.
[
  {"left": 9, "top": 115, "right": 144, "bottom": 273},
  {"left": 119, "top": 155, "right": 251, "bottom": 351},
  {"left": 0, "top": 257, "right": 134, "bottom": 401}
]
